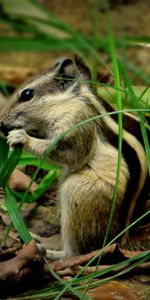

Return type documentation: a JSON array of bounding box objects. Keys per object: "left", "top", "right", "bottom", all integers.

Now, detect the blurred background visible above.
[{"left": 0, "top": 0, "right": 150, "bottom": 92}]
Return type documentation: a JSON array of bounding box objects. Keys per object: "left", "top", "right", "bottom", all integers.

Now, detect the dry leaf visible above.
[{"left": 88, "top": 281, "right": 137, "bottom": 300}]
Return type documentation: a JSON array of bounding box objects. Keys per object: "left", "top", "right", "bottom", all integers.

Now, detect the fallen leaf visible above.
[{"left": 88, "top": 281, "right": 138, "bottom": 300}]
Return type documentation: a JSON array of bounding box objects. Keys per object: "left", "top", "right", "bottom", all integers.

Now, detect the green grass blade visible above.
[
  {"left": 29, "top": 169, "right": 60, "bottom": 202},
  {"left": 0, "top": 137, "right": 9, "bottom": 173},
  {"left": 19, "top": 151, "right": 60, "bottom": 171},
  {"left": 8, "top": 250, "right": 149, "bottom": 300},
  {"left": 4, "top": 186, "right": 32, "bottom": 244},
  {"left": 13, "top": 169, "right": 59, "bottom": 203},
  {"left": 119, "top": 64, "right": 150, "bottom": 173},
  {"left": 0, "top": 36, "right": 76, "bottom": 52},
  {"left": 102, "top": 16, "right": 123, "bottom": 247},
  {"left": 0, "top": 145, "right": 22, "bottom": 188},
  {"left": 76, "top": 251, "right": 150, "bottom": 291},
  {"left": 97, "top": 85, "right": 150, "bottom": 109},
  {"left": 81, "top": 13, "right": 123, "bottom": 299},
  {"left": 44, "top": 257, "right": 91, "bottom": 300},
  {"left": 0, "top": 144, "right": 31, "bottom": 244},
  {"left": 55, "top": 209, "right": 150, "bottom": 300}
]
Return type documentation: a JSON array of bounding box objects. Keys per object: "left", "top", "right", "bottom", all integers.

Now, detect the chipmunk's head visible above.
[{"left": 0, "top": 57, "right": 91, "bottom": 138}]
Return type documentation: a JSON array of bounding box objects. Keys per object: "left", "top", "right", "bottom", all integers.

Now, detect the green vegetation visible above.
[{"left": 0, "top": 0, "right": 149, "bottom": 299}]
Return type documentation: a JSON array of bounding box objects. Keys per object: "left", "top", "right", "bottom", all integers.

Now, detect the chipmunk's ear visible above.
[
  {"left": 53, "top": 58, "right": 80, "bottom": 79},
  {"left": 51, "top": 57, "right": 91, "bottom": 91},
  {"left": 51, "top": 58, "right": 80, "bottom": 91},
  {"left": 75, "top": 56, "right": 91, "bottom": 81},
  {"left": 53, "top": 57, "right": 91, "bottom": 81}
]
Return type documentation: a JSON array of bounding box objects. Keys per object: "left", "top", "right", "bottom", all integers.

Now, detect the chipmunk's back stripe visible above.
[
  {"left": 101, "top": 99, "right": 148, "bottom": 145},
  {"left": 100, "top": 121, "right": 142, "bottom": 212},
  {"left": 82, "top": 90, "right": 148, "bottom": 218},
  {"left": 97, "top": 100, "right": 148, "bottom": 220}
]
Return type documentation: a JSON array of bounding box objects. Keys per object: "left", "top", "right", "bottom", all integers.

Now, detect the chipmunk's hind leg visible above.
[{"left": 60, "top": 169, "right": 122, "bottom": 256}]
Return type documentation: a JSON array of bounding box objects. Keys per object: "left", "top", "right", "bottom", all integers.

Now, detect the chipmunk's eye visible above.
[{"left": 19, "top": 88, "right": 34, "bottom": 102}]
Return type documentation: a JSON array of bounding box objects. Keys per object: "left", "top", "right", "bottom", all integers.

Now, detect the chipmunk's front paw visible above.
[{"left": 7, "top": 129, "right": 29, "bottom": 147}]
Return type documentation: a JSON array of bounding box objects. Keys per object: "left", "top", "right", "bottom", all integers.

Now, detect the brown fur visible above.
[{"left": 0, "top": 58, "right": 149, "bottom": 256}]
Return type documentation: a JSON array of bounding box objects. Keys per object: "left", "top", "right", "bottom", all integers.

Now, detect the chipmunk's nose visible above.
[{"left": 0, "top": 122, "right": 9, "bottom": 136}]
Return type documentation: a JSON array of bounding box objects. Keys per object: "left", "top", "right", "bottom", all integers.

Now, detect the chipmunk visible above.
[{"left": 0, "top": 57, "right": 149, "bottom": 257}]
